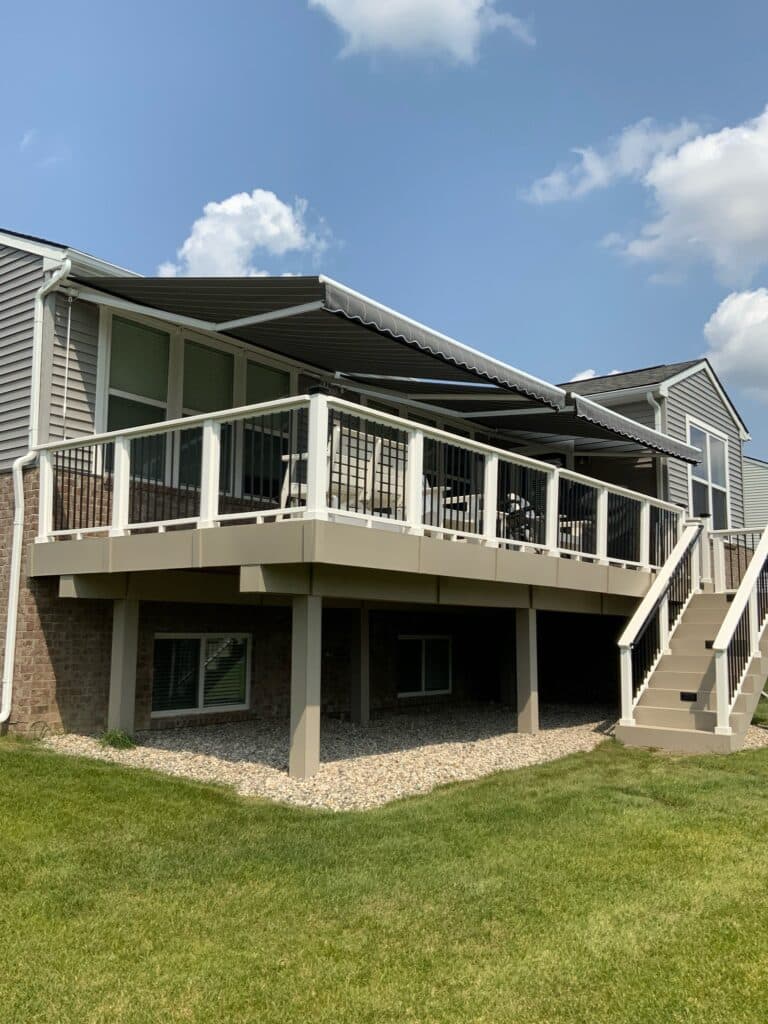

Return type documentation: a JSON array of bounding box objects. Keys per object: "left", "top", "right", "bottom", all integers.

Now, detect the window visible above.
[
  {"left": 180, "top": 341, "right": 235, "bottom": 488},
  {"left": 689, "top": 422, "right": 729, "bottom": 529},
  {"left": 107, "top": 317, "right": 170, "bottom": 480},
  {"left": 397, "top": 636, "right": 452, "bottom": 697},
  {"left": 246, "top": 360, "right": 290, "bottom": 405},
  {"left": 152, "top": 634, "right": 250, "bottom": 715},
  {"left": 242, "top": 360, "right": 292, "bottom": 500}
]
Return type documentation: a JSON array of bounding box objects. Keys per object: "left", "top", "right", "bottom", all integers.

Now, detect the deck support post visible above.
[
  {"left": 289, "top": 595, "right": 323, "bottom": 778},
  {"left": 107, "top": 599, "right": 139, "bottom": 734},
  {"left": 515, "top": 608, "right": 539, "bottom": 734},
  {"left": 351, "top": 604, "right": 371, "bottom": 726}
]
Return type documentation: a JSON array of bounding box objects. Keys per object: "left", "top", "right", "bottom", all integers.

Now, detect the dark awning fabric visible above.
[{"left": 75, "top": 274, "right": 699, "bottom": 463}]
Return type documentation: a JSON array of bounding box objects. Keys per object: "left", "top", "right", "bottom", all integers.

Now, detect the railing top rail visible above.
[
  {"left": 35, "top": 395, "right": 313, "bottom": 452},
  {"left": 710, "top": 528, "right": 764, "bottom": 537},
  {"left": 36, "top": 390, "right": 683, "bottom": 517},
  {"left": 712, "top": 522, "right": 768, "bottom": 652},
  {"left": 618, "top": 521, "right": 703, "bottom": 649}
]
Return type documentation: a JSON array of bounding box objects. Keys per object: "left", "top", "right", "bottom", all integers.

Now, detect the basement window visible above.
[
  {"left": 397, "top": 636, "right": 452, "bottom": 697},
  {"left": 152, "top": 634, "right": 250, "bottom": 716}
]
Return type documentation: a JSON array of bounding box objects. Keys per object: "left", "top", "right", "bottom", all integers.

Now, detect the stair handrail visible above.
[
  {"left": 711, "top": 522, "right": 768, "bottom": 734},
  {"left": 618, "top": 520, "right": 704, "bottom": 726}
]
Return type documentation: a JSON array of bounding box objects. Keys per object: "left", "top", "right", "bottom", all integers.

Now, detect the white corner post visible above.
[
  {"left": 306, "top": 392, "right": 329, "bottom": 521},
  {"left": 483, "top": 453, "right": 499, "bottom": 546},
  {"left": 37, "top": 449, "right": 53, "bottom": 542},
  {"left": 198, "top": 418, "right": 221, "bottom": 529},
  {"left": 110, "top": 435, "right": 131, "bottom": 537},
  {"left": 515, "top": 608, "right": 539, "bottom": 734},
  {"left": 619, "top": 646, "right": 634, "bottom": 727},
  {"left": 107, "top": 599, "right": 139, "bottom": 734},
  {"left": 405, "top": 429, "right": 424, "bottom": 535},
  {"left": 289, "top": 594, "right": 323, "bottom": 778},
  {"left": 712, "top": 534, "right": 726, "bottom": 593},
  {"left": 544, "top": 468, "right": 559, "bottom": 556},
  {"left": 351, "top": 603, "right": 370, "bottom": 726},
  {"left": 699, "top": 516, "right": 713, "bottom": 587}
]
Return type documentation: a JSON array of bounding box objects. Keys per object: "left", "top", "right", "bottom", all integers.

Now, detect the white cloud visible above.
[
  {"left": 624, "top": 108, "right": 768, "bottom": 285},
  {"left": 158, "top": 189, "right": 329, "bottom": 277},
  {"left": 19, "top": 129, "right": 35, "bottom": 151},
  {"left": 704, "top": 289, "right": 768, "bottom": 402},
  {"left": 523, "top": 118, "right": 698, "bottom": 204},
  {"left": 308, "top": 0, "right": 533, "bottom": 62},
  {"left": 568, "top": 368, "right": 623, "bottom": 382},
  {"left": 528, "top": 106, "right": 768, "bottom": 286}
]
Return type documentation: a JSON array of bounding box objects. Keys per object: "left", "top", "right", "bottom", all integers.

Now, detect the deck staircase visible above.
[{"left": 615, "top": 523, "right": 768, "bottom": 755}]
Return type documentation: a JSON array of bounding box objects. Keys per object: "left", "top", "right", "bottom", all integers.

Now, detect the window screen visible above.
[
  {"left": 184, "top": 341, "right": 234, "bottom": 413},
  {"left": 110, "top": 317, "right": 169, "bottom": 402},
  {"left": 246, "top": 361, "right": 290, "bottom": 405}
]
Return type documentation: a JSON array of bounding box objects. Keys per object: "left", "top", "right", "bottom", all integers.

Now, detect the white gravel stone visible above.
[{"left": 40, "top": 707, "right": 768, "bottom": 812}]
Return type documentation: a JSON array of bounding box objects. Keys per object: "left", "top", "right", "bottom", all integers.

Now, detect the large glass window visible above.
[
  {"left": 689, "top": 423, "right": 729, "bottom": 529},
  {"left": 181, "top": 341, "right": 235, "bottom": 488},
  {"left": 246, "top": 361, "right": 290, "bottom": 405},
  {"left": 152, "top": 634, "right": 250, "bottom": 715},
  {"left": 397, "top": 636, "right": 452, "bottom": 697}
]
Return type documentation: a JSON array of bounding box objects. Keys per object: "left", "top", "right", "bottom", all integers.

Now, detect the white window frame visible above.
[
  {"left": 397, "top": 634, "right": 452, "bottom": 697},
  {"left": 151, "top": 632, "right": 252, "bottom": 718},
  {"left": 686, "top": 415, "right": 731, "bottom": 529}
]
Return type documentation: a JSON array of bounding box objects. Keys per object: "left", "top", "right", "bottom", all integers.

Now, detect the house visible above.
[
  {"left": 0, "top": 227, "right": 766, "bottom": 776},
  {"left": 743, "top": 456, "right": 768, "bottom": 528}
]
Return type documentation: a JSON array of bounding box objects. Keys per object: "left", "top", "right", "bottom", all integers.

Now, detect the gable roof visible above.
[{"left": 560, "top": 360, "right": 701, "bottom": 395}]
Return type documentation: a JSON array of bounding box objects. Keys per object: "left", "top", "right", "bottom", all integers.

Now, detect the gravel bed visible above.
[
  {"left": 41, "top": 706, "right": 614, "bottom": 811},
  {"left": 41, "top": 709, "right": 768, "bottom": 812}
]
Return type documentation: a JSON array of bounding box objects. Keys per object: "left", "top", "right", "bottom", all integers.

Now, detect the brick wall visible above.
[{"left": 0, "top": 467, "right": 112, "bottom": 736}]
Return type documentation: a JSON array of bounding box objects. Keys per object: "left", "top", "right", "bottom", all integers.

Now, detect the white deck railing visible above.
[
  {"left": 617, "top": 521, "right": 705, "bottom": 726},
  {"left": 712, "top": 523, "right": 768, "bottom": 734},
  {"left": 35, "top": 391, "right": 684, "bottom": 568}
]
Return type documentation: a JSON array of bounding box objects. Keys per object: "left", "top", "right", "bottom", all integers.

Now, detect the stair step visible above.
[
  {"left": 678, "top": 607, "right": 729, "bottom": 625},
  {"left": 638, "top": 687, "right": 751, "bottom": 714},
  {"left": 657, "top": 653, "right": 715, "bottom": 673},
  {"left": 615, "top": 723, "right": 742, "bottom": 754},
  {"left": 670, "top": 635, "right": 716, "bottom": 654},
  {"left": 634, "top": 706, "right": 748, "bottom": 731}
]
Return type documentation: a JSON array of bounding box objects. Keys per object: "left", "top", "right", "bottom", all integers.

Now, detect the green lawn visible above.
[{"left": 2, "top": 738, "right": 768, "bottom": 1023}]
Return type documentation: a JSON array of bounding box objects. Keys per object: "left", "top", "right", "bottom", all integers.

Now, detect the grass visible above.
[
  {"left": 2, "top": 738, "right": 768, "bottom": 1023},
  {"left": 99, "top": 729, "right": 136, "bottom": 750},
  {"left": 752, "top": 694, "right": 768, "bottom": 727}
]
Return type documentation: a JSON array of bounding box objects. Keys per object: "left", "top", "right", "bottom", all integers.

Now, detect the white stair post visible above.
[
  {"left": 712, "top": 534, "right": 727, "bottom": 593},
  {"left": 405, "top": 429, "right": 424, "bottom": 535},
  {"left": 714, "top": 651, "right": 732, "bottom": 736},
  {"left": 749, "top": 589, "right": 760, "bottom": 658},
  {"left": 483, "top": 452, "right": 499, "bottom": 547},
  {"left": 306, "top": 392, "right": 329, "bottom": 521},
  {"left": 619, "top": 646, "right": 634, "bottom": 727},
  {"left": 110, "top": 436, "right": 131, "bottom": 537},
  {"left": 659, "top": 595, "right": 671, "bottom": 654},
  {"left": 699, "top": 515, "right": 713, "bottom": 586},
  {"left": 198, "top": 418, "right": 221, "bottom": 529}
]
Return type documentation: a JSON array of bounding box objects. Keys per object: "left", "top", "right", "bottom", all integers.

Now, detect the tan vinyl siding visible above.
[
  {"left": 0, "top": 244, "right": 44, "bottom": 470},
  {"left": 664, "top": 368, "right": 744, "bottom": 527},
  {"left": 743, "top": 457, "right": 768, "bottom": 528},
  {"left": 48, "top": 295, "right": 100, "bottom": 440}
]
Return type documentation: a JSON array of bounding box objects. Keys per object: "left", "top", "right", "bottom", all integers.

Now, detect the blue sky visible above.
[{"left": 2, "top": 1, "right": 768, "bottom": 451}]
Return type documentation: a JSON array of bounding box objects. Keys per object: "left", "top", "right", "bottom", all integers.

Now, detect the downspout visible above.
[
  {"left": 1, "top": 259, "right": 72, "bottom": 726},
  {"left": 647, "top": 390, "right": 665, "bottom": 500}
]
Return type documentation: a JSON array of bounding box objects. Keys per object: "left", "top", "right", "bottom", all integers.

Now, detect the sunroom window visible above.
[
  {"left": 108, "top": 317, "right": 170, "bottom": 480},
  {"left": 242, "top": 360, "right": 292, "bottom": 500},
  {"left": 152, "top": 634, "right": 250, "bottom": 715},
  {"left": 689, "top": 423, "right": 729, "bottom": 529},
  {"left": 179, "top": 341, "right": 235, "bottom": 489}
]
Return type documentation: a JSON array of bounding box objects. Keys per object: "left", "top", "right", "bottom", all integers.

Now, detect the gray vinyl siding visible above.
[
  {"left": 48, "top": 295, "right": 100, "bottom": 440},
  {"left": 664, "top": 369, "right": 744, "bottom": 527},
  {"left": 743, "top": 457, "right": 768, "bottom": 528},
  {"left": 604, "top": 398, "right": 657, "bottom": 430},
  {"left": 0, "top": 244, "right": 44, "bottom": 470}
]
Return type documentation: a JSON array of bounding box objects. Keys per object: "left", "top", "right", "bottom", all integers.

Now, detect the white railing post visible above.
[
  {"left": 405, "top": 429, "right": 424, "bottom": 535},
  {"left": 712, "top": 534, "right": 727, "bottom": 593},
  {"left": 37, "top": 449, "right": 53, "bottom": 542},
  {"left": 198, "top": 418, "right": 221, "bottom": 529},
  {"left": 545, "top": 468, "right": 559, "bottom": 555},
  {"left": 306, "top": 392, "right": 329, "bottom": 520},
  {"left": 619, "top": 646, "right": 634, "bottom": 727},
  {"left": 749, "top": 589, "right": 760, "bottom": 658},
  {"left": 110, "top": 436, "right": 131, "bottom": 537},
  {"left": 699, "top": 516, "right": 712, "bottom": 586},
  {"left": 483, "top": 453, "right": 499, "bottom": 546},
  {"left": 659, "top": 595, "right": 671, "bottom": 654},
  {"left": 639, "top": 501, "right": 650, "bottom": 568},
  {"left": 690, "top": 525, "right": 702, "bottom": 592},
  {"left": 714, "top": 651, "right": 732, "bottom": 735},
  {"left": 596, "top": 487, "right": 609, "bottom": 563}
]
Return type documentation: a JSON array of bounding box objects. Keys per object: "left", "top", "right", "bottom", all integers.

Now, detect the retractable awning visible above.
[{"left": 74, "top": 274, "right": 699, "bottom": 463}]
